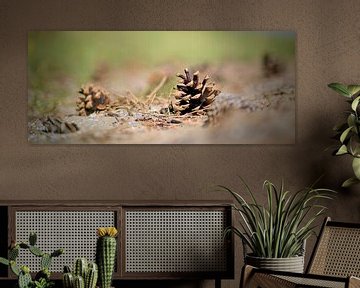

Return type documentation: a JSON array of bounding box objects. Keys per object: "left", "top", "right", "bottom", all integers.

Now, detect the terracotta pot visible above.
[{"left": 245, "top": 254, "right": 305, "bottom": 273}]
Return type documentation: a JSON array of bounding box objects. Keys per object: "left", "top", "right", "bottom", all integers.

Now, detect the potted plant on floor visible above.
[
  {"left": 220, "top": 179, "right": 334, "bottom": 273},
  {"left": 328, "top": 82, "right": 360, "bottom": 187}
]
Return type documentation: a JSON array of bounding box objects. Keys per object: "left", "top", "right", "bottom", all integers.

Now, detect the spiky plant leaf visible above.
[
  {"left": 219, "top": 179, "right": 335, "bottom": 258},
  {"left": 336, "top": 144, "right": 348, "bottom": 155},
  {"left": 328, "top": 83, "right": 351, "bottom": 97},
  {"left": 351, "top": 96, "right": 360, "bottom": 111},
  {"left": 342, "top": 177, "right": 360, "bottom": 187},
  {"left": 352, "top": 157, "right": 360, "bottom": 179},
  {"left": 347, "top": 85, "right": 360, "bottom": 97}
]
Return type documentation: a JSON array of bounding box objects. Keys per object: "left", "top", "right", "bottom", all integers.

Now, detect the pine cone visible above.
[
  {"left": 38, "top": 116, "right": 79, "bottom": 134},
  {"left": 170, "top": 68, "right": 221, "bottom": 114},
  {"left": 262, "top": 53, "right": 284, "bottom": 77},
  {"left": 76, "top": 84, "right": 110, "bottom": 116}
]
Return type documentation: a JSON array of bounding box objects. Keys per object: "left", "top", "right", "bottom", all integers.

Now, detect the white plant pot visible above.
[{"left": 245, "top": 254, "right": 305, "bottom": 273}]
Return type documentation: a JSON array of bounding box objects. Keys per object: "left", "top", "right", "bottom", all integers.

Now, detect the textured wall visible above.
[{"left": 1, "top": 1, "right": 360, "bottom": 287}]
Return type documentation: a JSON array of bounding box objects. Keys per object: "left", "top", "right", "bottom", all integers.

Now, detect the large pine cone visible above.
[
  {"left": 76, "top": 84, "right": 111, "bottom": 116},
  {"left": 170, "top": 68, "right": 221, "bottom": 114}
]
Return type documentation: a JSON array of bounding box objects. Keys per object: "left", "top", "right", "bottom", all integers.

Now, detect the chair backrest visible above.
[{"left": 307, "top": 217, "right": 360, "bottom": 277}]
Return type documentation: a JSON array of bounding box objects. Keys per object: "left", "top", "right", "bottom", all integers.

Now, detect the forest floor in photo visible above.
[{"left": 28, "top": 61, "right": 295, "bottom": 144}]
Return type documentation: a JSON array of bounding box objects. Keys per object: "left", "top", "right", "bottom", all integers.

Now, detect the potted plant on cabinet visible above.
[
  {"left": 328, "top": 82, "right": 360, "bottom": 187},
  {"left": 220, "top": 179, "right": 334, "bottom": 273},
  {"left": 0, "top": 232, "right": 63, "bottom": 288}
]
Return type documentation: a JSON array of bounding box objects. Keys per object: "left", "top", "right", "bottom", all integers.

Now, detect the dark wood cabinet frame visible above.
[{"left": 0, "top": 201, "right": 234, "bottom": 287}]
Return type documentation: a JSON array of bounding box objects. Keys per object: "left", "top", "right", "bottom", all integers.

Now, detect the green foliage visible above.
[
  {"left": 0, "top": 257, "right": 9, "bottom": 266},
  {"left": 328, "top": 82, "right": 360, "bottom": 187},
  {"left": 35, "top": 268, "right": 50, "bottom": 282},
  {"left": 32, "top": 278, "right": 54, "bottom": 288},
  {"left": 0, "top": 232, "right": 64, "bottom": 288},
  {"left": 220, "top": 178, "right": 335, "bottom": 258}
]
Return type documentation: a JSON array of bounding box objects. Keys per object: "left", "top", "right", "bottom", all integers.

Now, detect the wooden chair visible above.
[{"left": 241, "top": 217, "right": 360, "bottom": 288}]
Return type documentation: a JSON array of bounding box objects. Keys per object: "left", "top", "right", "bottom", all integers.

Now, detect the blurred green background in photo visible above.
[{"left": 28, "top": 31, "right": 295, "bottom": 117}]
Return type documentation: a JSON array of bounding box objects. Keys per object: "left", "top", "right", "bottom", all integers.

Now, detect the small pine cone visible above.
[
  {"left": 170, "top": 68, "right": 221, "bottom": 115},
  {"left": 41, "top": 116, "right": 79, "bottom": 134},
  {"left": 76, "top": 84, "right": 110, "bottom": 116},
  {"left": 262, "top": 53, "right": 284, "bottom": 77}
]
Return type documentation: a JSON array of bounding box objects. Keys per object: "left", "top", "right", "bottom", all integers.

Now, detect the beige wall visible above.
[{"left": 1, "top": 1, "right": 360, "bottom": 287}]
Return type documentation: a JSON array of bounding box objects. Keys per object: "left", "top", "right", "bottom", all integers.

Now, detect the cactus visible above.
[
  {"left": 29, "top": 232, "right": 37, "bottom": 246},
  {"left": 63, "top": 260, "right": 98, "bottom": 288},
  {"left": 85, "top": 263, "right": 98, "bottom": 288},
  {"left": 10, "top": 260, "right": 20, "bottom": 276},
  {"left": 74, "top": 275, "right": 85, "bottom": 288},
  {"left": 29, "top": 245, "right": 44, "bottom": 257},
  {"left": 63, "top": 272, "right": 74, "bottom": 288},
  {"left": 9, "top": 246, "right": 19, "bottom": 260},
  {"left": 51, "top": 248, "right": 64, "bottom": 257},
  {"left": 41, "top": 253, "right": 52, "bottom": 270},
  {"left": 18, "top": 267, "right": 32, "bottom": 288},
  {"left": 19, "top": 243, "right": 30, "bottom": 249},
  {"left": 64, "top": 265, "right": 72, "bottom": 273},
  {"left": 96, "top": 227, "right": 118, "bottom": 288},
  {"left": 0, "top": 232, "right": 64, "bottom": 288},
  {"left": 74, "top": 258, "right": 88, "bottom": 279}
]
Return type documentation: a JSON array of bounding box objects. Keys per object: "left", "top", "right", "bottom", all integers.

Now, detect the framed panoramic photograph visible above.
[{"left": 28, "top": 31, "right": 295, "bottom": 144}]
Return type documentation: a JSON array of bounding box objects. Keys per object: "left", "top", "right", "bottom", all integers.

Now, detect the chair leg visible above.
[
  {"left": 240, "top": 265, "right": 255, "bottom": 288},
  {"left": 215, "top": 278, "right": 221, "bottom": 288}
]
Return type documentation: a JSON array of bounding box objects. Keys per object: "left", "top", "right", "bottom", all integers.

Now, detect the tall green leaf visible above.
[
  {"left": 220, "top": 179, "right": 335, "bottom": 258},
  {"left": 351, "top": 96, "right": 360, "bottom": 111},
  {"left": 347, "top": 85, "right": 360, "bottom": 97},
  {"left": 328, "top": 83, "right": 351, "bottom": 97},
  {"left": 336, "top": 145, "right": 348, "bottom": 155}
]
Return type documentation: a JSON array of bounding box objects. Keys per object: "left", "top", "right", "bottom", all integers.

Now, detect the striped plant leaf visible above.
[{"left": 220, "top": 179, "right": 335, "bottom": 258}]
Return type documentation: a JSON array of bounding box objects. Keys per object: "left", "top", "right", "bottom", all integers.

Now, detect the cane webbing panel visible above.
[
  {"left": 249, "top": 273, "right": 297, "bottom": 288},
  {"left": 309, "top": 226, "right": 360, "bottom": 277},
  {"left": 125, "top": 210, "right": 227, "bottom": 273},
  {"left": 277, "top": 275, "right": 345, "bottom": 288},
  {"left": 15, "top": 211, "right": 115, "bottom": 272}
]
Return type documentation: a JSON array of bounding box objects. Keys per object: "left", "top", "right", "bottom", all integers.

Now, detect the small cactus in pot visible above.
[
  {"left": 62, "top": 259, "right": 98, "bottom": 288},
  {"left": 96, "top": 227, "right": 118, "bottom": 288}
]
